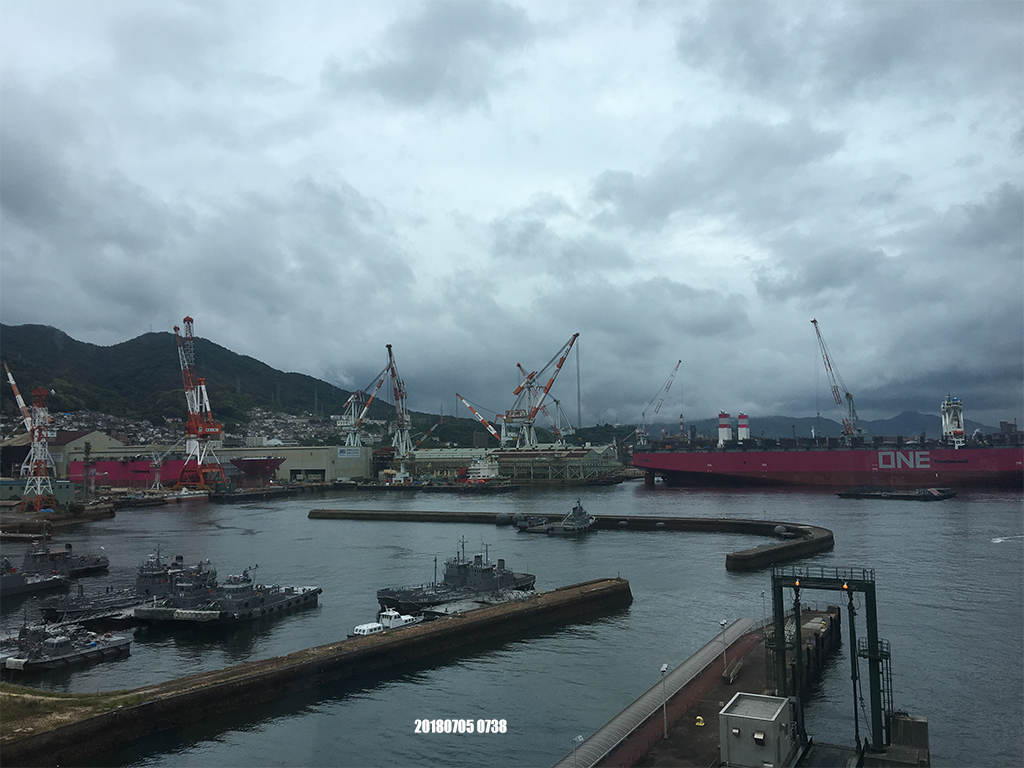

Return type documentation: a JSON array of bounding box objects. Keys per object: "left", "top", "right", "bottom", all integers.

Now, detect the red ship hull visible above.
[{"left": 633, "top": 445, "right": 1024, "bottom": 488}]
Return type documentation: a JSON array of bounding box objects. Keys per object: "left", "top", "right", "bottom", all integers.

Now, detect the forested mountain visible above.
[{"left": 0, "top": 323, "right": 375, "bottom": 428}]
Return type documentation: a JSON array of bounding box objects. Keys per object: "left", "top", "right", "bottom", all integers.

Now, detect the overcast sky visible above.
[{"left": 1, "top": 0, "right": 1021, "bottom": 430}]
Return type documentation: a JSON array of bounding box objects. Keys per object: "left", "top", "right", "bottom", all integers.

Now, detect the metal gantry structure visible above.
[
  {"left": 4, "top": 362, "right": 58, "bottom": 513},
  {"left": 635, "top": 360, "right": 681, "bottom": 447},
  {"left": 340, "top": 364, "right": 390, "bottom": 448},
  {"left": 459, "top": 333, "right": 580, "bottom": 449},
  {"left": 769, "top": 565, "right": 893, "bottom": 754},
  {"left": 812, "top": 318, "right": 863, "bottom": 437},
  {"left": 174, "top": 316, "right": 227, "bottom": 487},
  {"left": 387, "top": 344, "right": 414, "bottom": 458}
]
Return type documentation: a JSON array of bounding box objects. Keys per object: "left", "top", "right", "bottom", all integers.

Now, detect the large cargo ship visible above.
[{"left": 633, "top": 400, "right": 1023, "bottom": 489}]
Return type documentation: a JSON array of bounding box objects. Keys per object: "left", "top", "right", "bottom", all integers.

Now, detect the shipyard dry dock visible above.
[
  {"left": 0, "top": 577, "right": 631, "bottom": 767},
  {"left": 308, "top": 508, "right": 835, "bottom": 570}
]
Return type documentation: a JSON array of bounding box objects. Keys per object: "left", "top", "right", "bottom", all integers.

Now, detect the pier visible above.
[
  {"left": 307, "top": 509, "right": 835, "bottom": 571},
  {"left": 0, "top": 577, "right": 632, "bottom": 767}
]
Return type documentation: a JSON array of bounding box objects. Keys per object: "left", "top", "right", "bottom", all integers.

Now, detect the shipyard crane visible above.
[
  {"left": 4, "top": 364, "right": 58, "bottom": 513},
  {"left": 340, "top": 363, "right": 390, "bottom": 447},
  {"left": 149, "top": 438, "right": 184, "bottom": 490},
  {"left": 174, "top": 316, "right": 227, "bottom": 487},
  {"left": 635, "top": 360, "right": 681, "bottom": 447},
  {"left": 407, "top": 415, "right": 445, "bottom": 457},
  {"left": 811, "top": 319, "right": 862, "bottom": 437},
  {"left": 4, "top": 361, "right": 33, "bottom": 435},
  {"left": 502, "top": 333, "right": 580, "bottom": 449},
  {"left": 387, "top": 344, "right": 414, "bottom": 458},
  {"left": 537, "top": 398, "right": 575, "bottom": 446}
]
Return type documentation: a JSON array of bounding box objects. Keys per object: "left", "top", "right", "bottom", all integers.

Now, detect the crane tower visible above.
[
  {"left": 635, "top": 360, "right": 681, "bottom": 447},
  {"left": 460, "top": 333, "right": 579, "bottom": 449},
  {"left": 5, "top": 362, "right": 59, "bottom": 513},
  {"left": 811, "top": 319, "right": 862, "bottom": 437},
  {"left": 174, "top": 316, "right": 227, "bottom": 487},
  {"left": 387, "top": 344, "right": 414, "bottom": 458}
]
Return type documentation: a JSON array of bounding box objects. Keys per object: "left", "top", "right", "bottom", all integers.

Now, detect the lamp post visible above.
[
  {"left": 761, "top": 591, "right": 767, "bottom": 627},
  {"left": 660, "top": 663, "right": 669, "bottom": 739},
  {"left": 720, "top": 618, "right": 729, "bottom": 673},
  {"left": 571, "top": 734, "right": 584, "bottom": 768}
]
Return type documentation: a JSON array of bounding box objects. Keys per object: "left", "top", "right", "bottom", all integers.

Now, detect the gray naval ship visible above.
[
  {"left": 376, "top": 538, "right": 536, "bottom": 615},
  {"left": 1, "top": 622, "right": 131, "bottom": 673},
  {"left": 39, "top": 551, "right": 217, "bottom": 624},
  {"left": 134, "top": 564, "right": 321, "bottom": 626}
]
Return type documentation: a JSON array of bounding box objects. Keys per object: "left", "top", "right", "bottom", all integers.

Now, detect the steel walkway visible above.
[{"left": 552, "top": 617, "right": 756, "bottom": 768}]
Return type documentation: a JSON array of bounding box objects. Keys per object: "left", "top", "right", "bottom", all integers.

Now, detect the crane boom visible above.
[
  {"left": 4, "top": 362, "right": 32, "bottom": 433},
  {"left": 811, "top": 319, "right": 860, "bottom": 436},
  {"left": 457, "top": 393, "right": 502, "bottom": 443},
  {"left": 526, "top": 333, "right": 579, "bottom": 423},
  {"left": 636, "top": 360, "right": 681, "bottom": 445}
]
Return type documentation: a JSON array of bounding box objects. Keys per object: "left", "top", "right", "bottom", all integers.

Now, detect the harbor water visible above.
[{"left": 2, "top": 482, "right": 1021, "bottom": 767}]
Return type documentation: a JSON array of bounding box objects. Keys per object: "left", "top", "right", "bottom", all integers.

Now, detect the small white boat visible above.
[
  {"left": 378, "top": 607, "right": 424, "bottom": 629},
  {"left": 348, "top": 622, "right": 383, "bottom": 638},
  {"left": 348, "top": 608, "right": 423, "bottom": 638}
]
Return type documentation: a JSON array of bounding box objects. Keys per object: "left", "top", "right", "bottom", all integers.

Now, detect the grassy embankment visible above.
[{"left": 0, "top": 683, "right": 152, "bottom": 741}]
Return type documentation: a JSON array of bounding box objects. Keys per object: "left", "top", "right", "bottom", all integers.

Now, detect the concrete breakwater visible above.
[
  {"left": 558, "top": 608, "right": 843, "bottom": 768},
  {"left": 2, "top": 577, "right": 632, "bottom": 767},
  {"left": 307, "top": 509, "right": 834, "bottom": 571}
]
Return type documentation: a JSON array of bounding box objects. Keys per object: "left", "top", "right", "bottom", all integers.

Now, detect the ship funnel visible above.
[
  {"left": 738, "top": 413, "right": 750, "bottom": 441},
  {"left": 718, "top": 412, "right": 731, "bottom": 448}
]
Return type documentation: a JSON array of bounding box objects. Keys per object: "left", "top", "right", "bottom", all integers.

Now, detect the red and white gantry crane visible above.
[
  {"left": 174, "top": 316, "right": 227, "bottom": 487},
  {"left": 4, "top": 362, "right": 57, "bottom": 513}
]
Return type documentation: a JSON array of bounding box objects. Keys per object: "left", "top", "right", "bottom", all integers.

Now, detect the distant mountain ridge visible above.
[
  {"left": 1, "top": 323, "right": 999, "bottom": 438},
  {"left": 0, "top": 323, "right": 377, "bottom": 427}
]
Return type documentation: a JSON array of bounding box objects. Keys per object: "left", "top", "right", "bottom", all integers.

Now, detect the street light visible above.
[
  {"left": 660, "top": 663, "right": 669, "bottom": 739},
  {"left": 761, "top": 590, "right": 767, "bottom": 627},
  {"left": 720, "top": 618, "right": 729, "bottom": 673},
  {"left": 571, "top": 734, "right": 584, "bottom": 768}
]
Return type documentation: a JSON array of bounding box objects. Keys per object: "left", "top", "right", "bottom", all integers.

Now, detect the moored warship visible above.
[
  {"left": 39, "top": 551, "right": 216, "bottom": 623},
  {"left": 134, "top": 565, "right": 321, "bottom": 626},
  {"left": 0, "top": 556, "right": 69, "bottom": 598},
  {"left": 0, "top": 622, "right": 131, "bottom": 673},
  {"left": 376, "top": 538, "right": 536, "bottom": 614},
  {"left": 21, "top": 542, "right": 109, "bottom": 578},
  {"left": 547, "top": 499, "right": 597, "bottom": 536}
]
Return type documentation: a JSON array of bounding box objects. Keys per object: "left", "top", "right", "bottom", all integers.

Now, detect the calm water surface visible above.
[{"left": 2, "top": 483, "right": 1021, "bottom": 767}]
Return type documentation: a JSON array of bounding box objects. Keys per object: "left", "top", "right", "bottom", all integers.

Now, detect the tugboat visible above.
[
  {"left": 134, "top": 565, "right": 321, "bottom": 626},
  {"left": 376, "top": 538, "right": 536, "bottom": 614},
  {"left": 348, "top": 607, "right": 424, "bottom": 638},
  {"left": 21, "top": 542, "right": 109, "bottom": 578},
  {"left": 547, "top": 499, "right": 597, "bottom": 536},
  {"left": 0, "top": 557, "right": 69, "bottom": 598},
  {"left": 0, "top": 622, "right": 131, "bottom": 673},
  {"left": 39, "top": 552, "right": 216, "bottom": 624}
]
